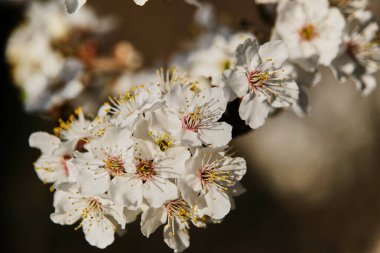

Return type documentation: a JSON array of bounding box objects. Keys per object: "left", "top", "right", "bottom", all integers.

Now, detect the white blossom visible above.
[
  {"left": 50, "top": 185, "right": 126, "bottom": 249},
  {"left": 331, "top": 17, "right": 380, "bottom": 95},
  {"left": 29, "top": 132, "right": 78, "bottom": 186},
  {"left": 141, "top": 199, "right": 205, "bottom": 252},
  {"left": 178, "top": 147, "right": 246, "bottom": 219},
  {"left": 108, "top": 139, "right": 190, "bottom": 209},
  {"left": 272, "top": 0, "right": 345, "bottom": 67},
  {"left": 74, "top": 126, "right": 133, "bottom": 196},
  {"left": 222, "top": 39, "right": 299, "bottom": 129},
  {"left": 156, "top": 85, "right": 232, "bottom": 147}
]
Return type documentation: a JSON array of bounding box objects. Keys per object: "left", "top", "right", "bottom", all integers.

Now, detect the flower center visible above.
[
  {"left": 165, "top": 199, "right": 196, "bottom": 227},
  {"left": 299, "top": 24, "right": 317, "bottom": 41},
  {"left": 75, "top": 138, "right": 89, "bottom": 152},
  {"left": 248, "top": 71, "right": 269, "bottom": 91},
  {"left": 103, "top": 155, "right": 125, "bottom": 176},
  {"left": 157, "top": 138, "right": 172, "bottom": 152},
  {"left": 221, "top": 59, "right": 231, "bottom": 70},
  {"left": 196, "top": 158, "right": 233, "bottom": 192},
  {"left": 136, "top": 160, "right": 155, "bottom": 180},
  {"left": 183, "top": 107, "right": 201, "bottom": 132}
]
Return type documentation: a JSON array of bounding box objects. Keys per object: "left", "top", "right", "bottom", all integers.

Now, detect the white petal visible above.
[
  {"left": 239, "top": 93, "right": 270, "bottom": 129},
  {"left": 140, "top": 207, "right": 167, "bottom": 237},
  {"left": 200, "top": 186, "right": 231, "bottom": 219},
  {"left": 29, "top": 132, "right": 61, "bottom": 155},
  {"left": 258, "top": 40, "right": 288, "bottom": 69},
  {"left": 82, "top": 216, "right": 115, "bottom": 249},
  {"left": 235, "top": 38, "right": 260, "bottom": 67},
  {"left": 64, "top": 0, "right": 87, "bottom": 14},
  {"left": 134, "top": 0, "right": 149, "bottom": 6},
  {"left": 102, "top": 126, "right": 133, "bottom": 151},
  {"left": 222, "top": 68, "right": 249, "bottom": 100},
  {"left": 109, "top": 177, "right": 143, "bottom": 210},
  {"left": 163, "top": 221, "right": 190, "bottom": 253},
  {"left": 157, "top": 147, "right": 190, "bottom": 178},
  {"left": 143, "top": 179, "right": 179, "bottom": 208},
  {"left": 199, "top": 121, "right": 232, "bottom": 147},
  {"left": 50, "top": 190, "right": 84, "bottom": 225},
  {"left": 77, "top": 167, "right": 110, "bottom": 196},
  {"left": 177, "top": 176, "right": 200, "bottom": 205}
]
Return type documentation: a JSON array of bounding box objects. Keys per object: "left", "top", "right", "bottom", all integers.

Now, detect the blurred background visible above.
[{"left": 1, "top": 0, "right": 380, "bottom": 252}]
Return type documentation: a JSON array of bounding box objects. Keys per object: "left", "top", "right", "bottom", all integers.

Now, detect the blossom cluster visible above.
[
  {"left": 21, "top": 0, "right": 380, "bottom": 252},
  {"left": 261, "top": 0, "right": 380, "bottom": 97},
  {"left": 6, "top": 1, "right": 142, "bottom": 114},
  {"left": 30, "top": 68, "right": 251, "bottom": 251},
  {"left": 64, "top": 0, "right": 202, "bottom": 13}
]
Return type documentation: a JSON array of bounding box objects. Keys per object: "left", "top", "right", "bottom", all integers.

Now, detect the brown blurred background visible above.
[{"left": 1, "top": 0, "right": 380, "bottom": 252}]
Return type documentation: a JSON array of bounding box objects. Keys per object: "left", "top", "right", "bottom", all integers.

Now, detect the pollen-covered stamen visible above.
[
  {"left": 149, "top": 131, "right": 174, "bottom": 151},
  {"left": 165, "top": 199, "right": 197, "bottom": 230},
  {"left": 157, "top": 68, "right": 189, "bottom": 94},
  {"left": 248, "top": 70, "right": 270, "bottom": 90},
  {"left": 103, "top": 155, "right": 126, "bottom": 176},
  {"left": 246, "top": 60, "right": 297, "bottom": 104},
  {"left": 107, "top": 89, "right": 139, "bottom": 117},
  {"left": 299, "top": 24, "right": 317, "bottom": 41},
  {"left": 197, "top": 155, "right": 244, "bottom": 193},
  {"left": 183, "top": 107, "right": 201, "bottom": 132},
  {"left": 54, "top": 107, "right": 88, "bottom": 141},
  {"left": 136, "top": 159, "right": 155, "bottom": 181},
  {"left": 182, "top": 100, "right": 223, "bottom": 132}
]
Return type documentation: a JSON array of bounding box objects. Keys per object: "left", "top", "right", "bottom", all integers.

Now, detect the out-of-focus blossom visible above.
[
  {"left": 331, "top": 16, "right": 380, "bottom": 95},
  {"left": 6, "top": 1, "right": 142, "bottom": 115},
  {"left": 272, "top": 0, "right": 345, "bottom": 68}
]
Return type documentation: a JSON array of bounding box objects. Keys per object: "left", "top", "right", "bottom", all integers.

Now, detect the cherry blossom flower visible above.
[
  {"left": 222, "top": 39, "right": 299, "bottom": 129},
  {"left": 331, "top": 17, "right": 380, "bottom": 95},
  {"left": 50, "top": 185, "right": 126, "bottom": 249},
  {"left": 141, "top": 199, "right": 205, "bottom": 252},
  {"left": 106, "top": 84, "right": 162, "bottom": 128},
  {"left": 29, "top": 132, "right": 78, "bottom": 186},
  {"left": 272, "top": 0, "right": 345, "bottom": 67},
  {"left": 178, "top": 147, "right": 246, "bottom": 219},
  {"left": 74, "top": 127, "right": 133, "bottom": 196},
  {"left": 155, "top": 85, "right": 232, "bottom": 147},
  {"left": 108, "top": 139, "right": 190, "bottom": 209}
]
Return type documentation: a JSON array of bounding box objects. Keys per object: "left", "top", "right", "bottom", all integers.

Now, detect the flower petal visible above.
[
  {"left": 140, "top": 207, "right": 167, "bottom": 237},
  {"left": 239, "top": 93, "right": 270, "bottom": 129},
  {"left": 143, "top": 179, "right": 178, "bottom": 208},
  {"left": 29, "top": 132, "right": 61, "bottom": 155},
  {"left": 109, "top": 177, "right": 143, "bottom": 210}
]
